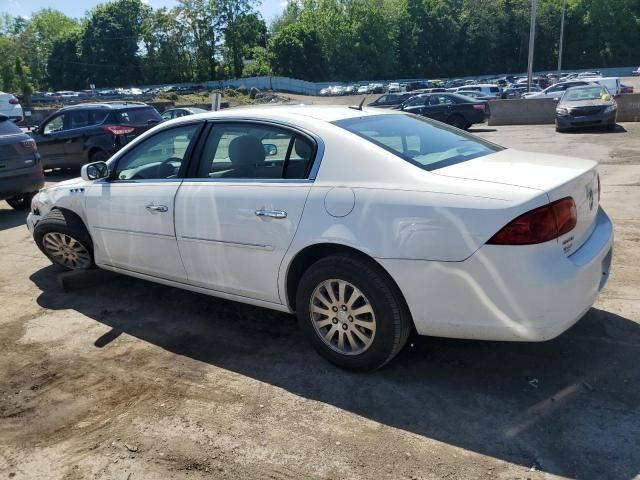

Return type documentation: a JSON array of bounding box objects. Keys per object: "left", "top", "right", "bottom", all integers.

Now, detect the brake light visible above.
[
  {"left": 21, "top": 139, "right": 36, "bottom": 150},
  {"left": 488, "top": 197, "right": 577, "bottom": 245},
  {"left": 8, "top": 97, "right": 19, "bottom": 105},
  {"left": 102, "top": 125, "right": 135, "bottom": 136},
  {"left": 472, "top": 104, "right": 485, "bottom": 111}
]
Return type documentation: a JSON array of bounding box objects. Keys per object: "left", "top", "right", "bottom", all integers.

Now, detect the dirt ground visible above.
[{"left": 1, "top": 121, "right": 639, "bottom": 480}]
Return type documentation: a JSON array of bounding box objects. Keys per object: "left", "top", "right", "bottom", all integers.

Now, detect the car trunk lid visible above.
[
  {"left": 434, "top": 149, "right": 599, "bottom": 255},
  {"left": 0, "top": 134, "right": 37, "bottom": 176}
]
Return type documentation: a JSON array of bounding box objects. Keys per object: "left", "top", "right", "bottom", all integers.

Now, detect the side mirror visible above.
[
  {"left": 553, "top": 97, "right": 560, "bottom": 102},
  {"left": 81, "top": 161, "right": 109, "bottom": 181},
  {"left": 263, "top": 143, "right": 278, "bottom": 156}
]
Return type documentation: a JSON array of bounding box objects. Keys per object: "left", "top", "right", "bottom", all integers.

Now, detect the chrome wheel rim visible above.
[
  {"left": 42, "top": 232, "right": 92, "bottom": 270},
  {"left": 309, "top": 279, "right": 376, "bottom": 355}
]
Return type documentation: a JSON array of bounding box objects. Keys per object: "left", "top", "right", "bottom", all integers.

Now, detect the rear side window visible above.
[
  {"left": 333, "top": 114, "right": 502, "bottom": 171},
  {"left": 196, "top": 123, "right": 315, "bottom": 180},
  {"left": 489, "top": 87, "right": 500, "bottom": 93},
  {"left": 112, "top": 107, "right": 162, "bottom": 125},
  {"left": 0, "top": 120, "right": 21, "bottom": 135}
]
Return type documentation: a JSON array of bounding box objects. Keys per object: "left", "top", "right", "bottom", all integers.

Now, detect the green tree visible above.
[{"left": 269, "top": 22, "right": 328, "bottom": 80}]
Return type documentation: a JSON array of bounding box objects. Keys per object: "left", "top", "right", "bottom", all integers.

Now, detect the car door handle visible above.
[
  {"left": 146, "top": 204, "right": 168, "bottom": 213},
  {"left": 255, "top": 209, "right": 287, "bottom": 219}
]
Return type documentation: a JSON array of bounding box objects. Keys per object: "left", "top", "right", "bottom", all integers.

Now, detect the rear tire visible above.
[
  {"left": 296, "top": 254, "right": 412, "bottom": 371},
  {"left": 447, "top": 114, "right": 466, "bottom": 129},
  {"left": 6, "top": 192, "right": 35, "bottom": 210},
  {"left": 34, "top": 209, "right": 94, "bottom": 270},
  {"left": 90, "top": 150, "right": 109, "bottom": 163},
  {"left": 605, "top": 123, "right": 616, "bottom": 132}
]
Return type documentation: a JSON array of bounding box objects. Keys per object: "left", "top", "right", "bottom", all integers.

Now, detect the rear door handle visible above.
[
  {"left": 146, "top": 204, "right": 168, "bottom": 213},
  {"left": 255, "top": 209, "right": 287, "bottom": 219}
]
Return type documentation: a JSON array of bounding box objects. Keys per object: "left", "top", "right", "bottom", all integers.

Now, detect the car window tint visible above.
[
  {"left": 489, "top": 87, "right": 500, "bottom": 93},
  {"left": 113, "top": 124, "right": 199, "bottom": 181},
  {"left": 333, "top": 114, "right": 501, "bottom": 171},
  {"left": 113, "top": 107, "right": 162, "bottom": 125},
  {"left": 69, "top": 111, "right": 89, "bottom": 129},
  {"left": 0, "top": 120, "right": 21, "bottom": 135},
  {"left": 43, "top": 114, "right": 64, "bottom": 134},
  {"left": 404, "top": 96, "right": 426, "bottom": 107},
  {"left": 432, "top": 95, "right": 455, "bottom": 105},
  {"left": 89, "top": 110, "right": 109, "bottom": 125},
  {"left": 196, "top": 123, "right": 314, "bottom": 180}
]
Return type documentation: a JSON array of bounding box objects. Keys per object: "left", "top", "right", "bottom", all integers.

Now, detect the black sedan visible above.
[
  {"left": 0, "top": 115, "right": 44, "bottom": 210},
  {"left": 396, "top": 93, "right": 489, "bottom": 129},
  {"left": 367, "top": 93, "right": 414, "bottom": 109},
  {"left": 555, "top": 85, "right": 617, "bottom": 132}
]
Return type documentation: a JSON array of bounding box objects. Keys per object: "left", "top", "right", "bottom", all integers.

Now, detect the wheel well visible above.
[
  {"left": 285, "top": 243, "right": 408, "bottom": 315},
  {"left": 87, "top": 147, "right": 105, "bottom": 162},
  {"left": 49, "top": 207, "right": 91, "bottom": 236}
]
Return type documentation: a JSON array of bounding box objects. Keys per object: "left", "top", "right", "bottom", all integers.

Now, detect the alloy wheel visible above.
[
  {"left": 309, "top": 278, "right": 377, "bottom": 355},
  {"left": 42, "top": 232, "right": 92, "bottom": 270}
]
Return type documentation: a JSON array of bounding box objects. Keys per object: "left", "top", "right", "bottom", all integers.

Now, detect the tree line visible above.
[{"left": 0, "top": 0, "right": 638, "bottom": 94}]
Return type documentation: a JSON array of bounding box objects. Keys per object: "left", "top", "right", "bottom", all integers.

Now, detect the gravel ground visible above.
[{"left": 1, "top": 121, "right": 639, "bottom": 480}]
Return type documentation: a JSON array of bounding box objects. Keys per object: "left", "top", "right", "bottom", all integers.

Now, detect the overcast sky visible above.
[{"left": 0, "top": 0, "right": 285, "bottom": 22}]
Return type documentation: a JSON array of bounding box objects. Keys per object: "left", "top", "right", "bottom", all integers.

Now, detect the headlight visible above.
[
  {"left": 556, "top": 107, "right": 569, "bottom": 115},
  {"left": 31, "top": 194, "right": 40, "bottom": 213},
  {"left": 604, "top": 104, "right": 617, "bottom": 114}
]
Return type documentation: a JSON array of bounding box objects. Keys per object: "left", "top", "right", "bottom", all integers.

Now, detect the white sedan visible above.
[{"left": 27, "top": 106, "right": 613, "bottom": 370}]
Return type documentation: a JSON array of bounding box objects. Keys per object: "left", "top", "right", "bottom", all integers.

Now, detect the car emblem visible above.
[{"left": 586, "top": 185, "right": 594, "bottom": 211}]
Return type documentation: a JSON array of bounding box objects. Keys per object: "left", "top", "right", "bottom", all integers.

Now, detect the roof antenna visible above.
[{"left": 349, "top": 94, "right": 367, "bottom": 111}]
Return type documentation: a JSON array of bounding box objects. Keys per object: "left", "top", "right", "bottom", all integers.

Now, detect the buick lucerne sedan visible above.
[{"left": 27, "top": 106, "right": 613, "bottom": 370}]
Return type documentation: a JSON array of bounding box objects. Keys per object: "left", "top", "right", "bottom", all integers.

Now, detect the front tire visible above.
[
  {"left": 447, "top": 114, "right": 466, "bottom": 129},
  {"left": 6, "top": 192, "right": 35, "bottom": 210},
  {"left": 296, "top": 254, "right": 411, "bottom": 371},
  {"left": 33, "top": 209, "right": 94, "bottom": 270}
]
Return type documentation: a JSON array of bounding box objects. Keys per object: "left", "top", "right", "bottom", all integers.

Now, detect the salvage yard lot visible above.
[{"left": 1, "top": 123, "right": 639, "bottom": 480}]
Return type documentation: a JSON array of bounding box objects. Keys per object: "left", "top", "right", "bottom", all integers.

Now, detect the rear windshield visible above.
[
  {"left": 0, "top": 120, "right": 21, "bottom": 135},
  {"left": 112, "top": 107, "right": 162, "bottom": 125},
  {"left": 333, "top": 114, "right": 502, "bottom": 171}
]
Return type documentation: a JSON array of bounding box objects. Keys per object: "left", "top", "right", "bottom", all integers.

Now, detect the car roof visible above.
[
  {"left": 58, "top": 102, "right": 150, "bottom": 112},
  {"left": 167, "top": 105, "right": 400, "bottom": 125}
]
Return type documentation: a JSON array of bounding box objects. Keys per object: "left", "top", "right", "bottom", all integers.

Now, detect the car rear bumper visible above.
[
  {"left": 0, "top": 167, "right": 45, "bottom": 201},
  {"left": 378, "top": 207, "right": 613, "bottom": 341}
]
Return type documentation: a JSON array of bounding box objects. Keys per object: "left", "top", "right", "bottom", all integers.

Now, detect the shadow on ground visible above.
[
  {"left": 30, "top": 266, "right": 640, "bottom": 480},
  {"left": 0, "top": 206, "right": 29, "bottom": 232}
]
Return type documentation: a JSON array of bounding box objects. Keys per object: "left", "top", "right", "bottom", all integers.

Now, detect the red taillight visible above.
[
  {"left": 472, "top": 104, "right": 485, "bottom": 111},
  {"left": 21, "top": 139, "right": 36, "bottom": 150},
  {"left": 8, "top": 97, "right": 19, "bottom": 104},
  {"left": 488, "top": 197, "right": 577, "bottom": 245},
  {"left": 102, "top": 125, "right": 135, "bottom": 136}
]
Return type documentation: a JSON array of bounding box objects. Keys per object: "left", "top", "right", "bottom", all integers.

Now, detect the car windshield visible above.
[
  {"left": 333, "top": 114, "right": 502, "bottom": 171},
  {"left": 564, "top": 86, "right": 609, "bottom": 101}
]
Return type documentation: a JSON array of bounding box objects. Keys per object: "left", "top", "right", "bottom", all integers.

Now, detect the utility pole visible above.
[
  {"left": 527, "top": 0, "right": 538, "bottom": 92},
  {"left": 557, "top": 0, "right": 566, "bottom": 81}
]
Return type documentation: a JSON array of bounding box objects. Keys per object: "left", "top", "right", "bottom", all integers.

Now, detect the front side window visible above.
[
  {"left": 333, "top": 114, "right": 502, "bottom": 171},
  {"left": 196, "top": 123, "right": 314, "bottom": 180},
  {"left": 113, "top": 124, "right": 200, "bottom": 180},
  {"left": 43, "top": 114, "right": 65, "bottom": 134},
  {"left": 404, "top": 96, "right": 427, "bottom": 107}
]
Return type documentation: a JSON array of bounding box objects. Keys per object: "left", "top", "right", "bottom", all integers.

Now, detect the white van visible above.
[
  {"left": 455, "top": 84, "right": 501, "bottom": 99},
  {"left": 583, "top": 77, "right": 621, "bottom": 96}
]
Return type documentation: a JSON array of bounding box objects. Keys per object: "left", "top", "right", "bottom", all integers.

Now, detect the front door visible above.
[
  {"left": 85, "top": 123, "right": 202, "bottom": 282},
  {"left": 31, "top": 112, "right": 69, "bottom": 168},
  {"left": 175, "top": 121, "right": 317, "bottom": 303}
]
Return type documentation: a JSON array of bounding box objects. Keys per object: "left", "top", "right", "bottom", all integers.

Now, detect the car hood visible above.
[{"left": 433, "top": 148, "right": 596, "bottom": 192}]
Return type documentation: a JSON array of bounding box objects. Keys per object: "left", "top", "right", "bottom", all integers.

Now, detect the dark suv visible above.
[
  {"left": 0, "top": 115, "right": 45, "bottom": 210},
  {"left": 30, "top": 102, "right": 162, "bottom": 169}
]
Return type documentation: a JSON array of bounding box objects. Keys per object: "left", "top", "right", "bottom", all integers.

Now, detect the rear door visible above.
[
  {"left": 425, "top": 94, "right": 454, "bottom": 122},
  {"left": 175, "top": 121, "right": 317, "bottom": 303}
]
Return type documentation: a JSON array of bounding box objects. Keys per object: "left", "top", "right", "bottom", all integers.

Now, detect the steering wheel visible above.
[{"left": 157, "top": 157, "right": 182, "bottom": 178}]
